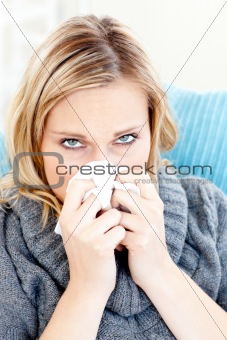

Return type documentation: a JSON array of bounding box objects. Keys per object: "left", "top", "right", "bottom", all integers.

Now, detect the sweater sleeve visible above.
[
  {"left": 0, "top": 207, "right": 39, "bottom": 340},
  {"left": 215, "top": 187, "right": 227, "bottom": 312}
]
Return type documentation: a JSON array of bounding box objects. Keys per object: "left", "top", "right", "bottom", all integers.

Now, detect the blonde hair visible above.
[{"left": 0, "top": 14, "right": 178, "bottom": 228}]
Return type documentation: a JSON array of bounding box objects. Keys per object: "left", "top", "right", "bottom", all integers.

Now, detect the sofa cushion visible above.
[{"left": 161, "top": 82, "right": 227, "bottom": 194}]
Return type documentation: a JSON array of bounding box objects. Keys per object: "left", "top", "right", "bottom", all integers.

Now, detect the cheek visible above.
[
  {"left": 131, "top": 139, "right": 151, "bottom": 164},
  {"left": 117, "top": 136, "right": 151, "bottom": 174},
  {"left": 43, "top": 156, "right": 68, "bottom": 202},
  {"left": 141, "top": 135, "right": 151, "bottom": 162},
  {"left": 43, "top": 157, "right": 59, "bottom": 185},
  {"left": 41, "top": 136, "right": 68, "bottom": 201}
]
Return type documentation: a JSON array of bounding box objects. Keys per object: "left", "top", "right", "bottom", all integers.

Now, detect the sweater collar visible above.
[{"left": 12, "top": 166, "right": 188, "bottom": 317}]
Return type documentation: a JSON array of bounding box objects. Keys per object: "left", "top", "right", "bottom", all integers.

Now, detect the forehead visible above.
[{"left": 46, "top": 77, "right": 149, "bottom": 132}]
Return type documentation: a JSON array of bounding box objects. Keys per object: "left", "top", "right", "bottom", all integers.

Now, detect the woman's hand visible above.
[
  {"left": 110, "top": 172, "right": 173, "bottom": 291},
  {"left": 58, "top": 178, "right": 126, "bottom": 298}
]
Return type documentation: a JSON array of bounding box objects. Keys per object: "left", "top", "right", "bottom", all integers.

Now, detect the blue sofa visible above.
[
  {"left": 1, "top": 84, "right": 227, "bottom": 194},
  {"left": 0, "top": 133, "right": 10, "bottom": 177},
  {"left": 161, "top": 83, "right": 227, "bottom": 194}
]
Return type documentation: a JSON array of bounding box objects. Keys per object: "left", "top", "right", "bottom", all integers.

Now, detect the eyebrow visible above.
[{"left": 49, "top": 124, "right": 144, "bottom": 139}]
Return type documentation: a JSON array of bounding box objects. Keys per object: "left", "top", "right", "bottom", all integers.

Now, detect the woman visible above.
[{"left": 0, "top": 14, "right": 226, "bottom": 339}]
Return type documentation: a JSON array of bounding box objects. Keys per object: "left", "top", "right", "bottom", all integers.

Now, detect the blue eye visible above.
[
  {"left": 116, "top": 134, "right": 138, "bottom": 146},
  {"left": 61, "top": 139, "right": 82, "bottom": 150},
  {"left": 60, "top": 133, "right": 138, "bottom": 151}
]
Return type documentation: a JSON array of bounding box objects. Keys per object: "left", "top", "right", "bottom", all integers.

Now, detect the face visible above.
[{"left": 41, "top": 77, "right": 151, "bottom": 202}]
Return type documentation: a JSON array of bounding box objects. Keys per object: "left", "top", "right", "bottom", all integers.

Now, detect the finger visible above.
[
  {"left": 117, "top": 211, "right": 141, "bottom": 232},
  {"left": 76, "top": 192, "right": 103, "bottom": 223},
  {"left": 63, "top": 178, "right": 97, "bottom": 213},
  {"left": 119, "top": 229, "right": 150, "bottom": 252},
  {"left": 102, "top": 225, "right": 126, "bottom": 250},
  {"left": 115, "top": 172, "right": 158, "bottom": 200},
  {"left": 119, "top": 211, "right": 157, "bottom": 234},
  {"left": 59, "top": 193, "right": 102, "bottom": 234},
  {"left": 88, "top": 208, "right": 122, "bottom": 237},
  {"left": 111, "top": 188, "right": 145, "bottom": 215},
  {"left": 119, "top": 230, "right": 135, "bottom": 249}
]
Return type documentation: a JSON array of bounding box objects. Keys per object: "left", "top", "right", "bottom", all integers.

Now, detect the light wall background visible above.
[{"left": 0, "top": 0, "right": 227, "bottom": 132}]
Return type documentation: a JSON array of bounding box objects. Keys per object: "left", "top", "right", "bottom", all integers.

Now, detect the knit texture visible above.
[{"left": 0, "top": 167, "right": 227, "bottom": 339}]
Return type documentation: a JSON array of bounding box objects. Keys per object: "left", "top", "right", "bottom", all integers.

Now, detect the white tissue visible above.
[{"left": 54, "top": 160, "right": 140, "bottom": 236}]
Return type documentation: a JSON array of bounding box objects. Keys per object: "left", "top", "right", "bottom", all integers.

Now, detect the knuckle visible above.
[
  {"left": 92, "top": 241, "right": 106, "bottom": 256},
  {"left": 58, "top": 215, "right": 68, "bottom": 230},
  {"left": 88, "top": 192, "right": 96, "bottom": 199},
  {"left": 78, "top": 232, "right": 91, "bottom": 245},
  {"left": 116, "top": 224, "right": 124, "bottom": 231},
  {"left": 69, "top": 178, "right": 84, "bottom": 190},
  {"left": 158, "top": 198, "right": 164, "bottom": 210},
  {"left": 92, "top": 241, "right": 101, "bottom": 252},
  {"left": 135, "top": 236, "right": 149, "bottom": 249},
  {"left": 89, "top": 193, "right": 100, "bottom": 204},
  {"left": 117, "top": 225, "right": 126, "bottom": 236},
  {"left": 111, "top": 208, "right": 121, "bottom": 219},
  {"left": 59, "top": 213, "right": 83, "bottom": 235}
]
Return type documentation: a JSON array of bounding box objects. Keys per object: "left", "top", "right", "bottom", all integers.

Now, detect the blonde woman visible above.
[{"left": 0, "top": 15, "right": 226, "bottom": 340}]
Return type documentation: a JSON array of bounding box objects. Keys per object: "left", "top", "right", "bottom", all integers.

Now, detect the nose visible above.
[
  {"left": 91, "top": 148, "right": 114, "bottom": 165},
  {"left": 86, "top": 147, "right": 125, "bottom": 171}
]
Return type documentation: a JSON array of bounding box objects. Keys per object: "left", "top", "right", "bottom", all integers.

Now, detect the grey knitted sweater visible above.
[{"left": 0, "top": 168, "right": 227, "bottom": 339}]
